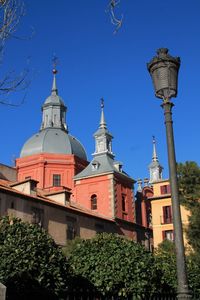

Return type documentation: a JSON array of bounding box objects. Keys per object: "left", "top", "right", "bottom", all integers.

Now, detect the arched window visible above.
[{"left": 91, "top": 194, "right": 97, "bottom": 210}]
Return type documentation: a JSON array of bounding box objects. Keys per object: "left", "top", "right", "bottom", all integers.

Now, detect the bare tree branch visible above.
[
  {"left": 106, "top": 0, "right": 123, "bottom": 34},
  {"left": 0, "top": 0, "right": 30, "bottom": 106}
]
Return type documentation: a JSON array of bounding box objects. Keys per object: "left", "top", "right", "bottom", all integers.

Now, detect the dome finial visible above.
[
  {"left": 52, "top": 55, "right": 58, "bottom": 94},
  {"left": 100, "top": 97, "right": 106, "bottom": 129}
]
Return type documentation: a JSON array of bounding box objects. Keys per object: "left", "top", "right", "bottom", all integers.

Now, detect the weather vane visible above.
[{"left": 52, "top": 55, "right": 59, "bottom": 74}]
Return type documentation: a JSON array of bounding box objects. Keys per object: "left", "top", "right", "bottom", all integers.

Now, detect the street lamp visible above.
[{"left": 147, "top": 48, "right": 191, "bottom": 299}]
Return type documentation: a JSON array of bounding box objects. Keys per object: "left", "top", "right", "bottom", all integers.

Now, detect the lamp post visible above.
[{"left": 147, "top": 48, "right": 191, "bottom": 299}]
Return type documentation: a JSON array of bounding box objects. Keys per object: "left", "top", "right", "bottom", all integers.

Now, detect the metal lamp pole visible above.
[{"left": 147, "top": 48, "right": 191, "bottom": 299}]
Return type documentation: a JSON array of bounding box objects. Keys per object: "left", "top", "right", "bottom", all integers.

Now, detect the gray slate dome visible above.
[
  {"left": 20, "top": 71, "right": 87, "bottom": 161},
  {"left": 20, "top": 128, "right": 87, "bottom": 161}
]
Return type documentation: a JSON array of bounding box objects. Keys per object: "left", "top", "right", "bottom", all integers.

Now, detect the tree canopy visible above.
[
  {"left": 186, "top": 204, "right": 200, "bottom": 252},
  {"left": 0, "top": 216, "right": 68, "bottom": 299},
  {"left": 154, "top": 240, "right": 177, "bottom": 292},
  {"left": 177, "top": 161, "right": 200, "bottom": 208},
  {"left": 177, "top": 161, "right": 200, "bottom": 252},
  {"left": 154, "top": 240, "right": 200, "bottom": 297},
  {"left": 68, "top": 233, "right": 157, "bottom": 297}
]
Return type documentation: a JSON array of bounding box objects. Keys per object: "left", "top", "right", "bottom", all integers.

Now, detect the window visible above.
[
  {"left": 53, "top": 174, "right": 61, "bottom": 187},
  {"left": 147, "top": 207, "right": 152, "bottom": 227},
  {"left": 30, "top": 181, "right": 37, "bottom": 192},
  {"left": 11, "top": 201, "right": 14, "bottom": 209},
  {"left": 92, "top": 160, "right": 100, "bottom": 171},
  {"left": 122, "top": 195, "right": 126, "bottom": 212},
  {"left": 160, "top": 184, "right": 171, "bottom": 195},
  {"left": 163, "top": 205, "right": 172, "bottom": 224},
  {"left": 67, "top": 223, "right": 76, "bottom": 240},
  {"left": 66, "top": 216, "right": 76, "bottom": 240},
  {"left": 162, "top": 230, "right": 174, "bottom": 241},
  {"left": 91, "top": 194, "right": 97, "bottom": 210},
  {"left": 97, "top": 140, "right": 104, "bottom": 152},
  {"left": 32, "top": 207, "right": 44, "bottom": 227}
]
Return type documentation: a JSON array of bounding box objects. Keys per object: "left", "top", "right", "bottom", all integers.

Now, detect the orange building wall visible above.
[
  {"left": 74, "top": 173, "right": 134, "bottom": 223},
  {"left": 74, "top": 174, "right": 115, "bottom": 219},
  {"left": 16, "top": 153, "right": 141, "bottom": 242},
  {"left": 150, "top": 180, "right": 190, "bottom": 248},
  {"left": 16, "top": 153, "right": 88, "bottom": 191},
  {"left": 115, "top": 180, "right": 134, "bottom": 222}
]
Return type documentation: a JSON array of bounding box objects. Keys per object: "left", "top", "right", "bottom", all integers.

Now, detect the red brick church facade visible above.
[{"left": 0, "top": 70, "right": 152, "bottom": 246}]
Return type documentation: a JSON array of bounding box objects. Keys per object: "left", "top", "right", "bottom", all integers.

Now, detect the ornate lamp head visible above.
[{"left": 147, "top": 48, "right": 180, "bottom": 100}]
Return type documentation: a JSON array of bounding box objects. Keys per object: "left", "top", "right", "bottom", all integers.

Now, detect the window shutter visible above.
[
  {"left": 169, "top": 206, "right": 172, "bottom": 221},
  {"left": 167, "top": 185, "right": 171, "bottom": 194},
  {"left": 162, "top": 231, "right": 166, "bottom": 240},
  {"left": 163, "top": 206, "right": 166, "bottom": 223},
  {"left": 160, "top": 186, "right": 165, "bottom": 194}
]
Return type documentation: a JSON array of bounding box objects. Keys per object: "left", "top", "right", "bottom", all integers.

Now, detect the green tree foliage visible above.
[
  {"left": 154, "top": 240, "right": 177, "bottom": 292},
  {"left": 187, "top": 254, "right": 200, "bottom": 296},
  {"left": 177, "top": 161, "right": 200, "bottom": 208},
  {"left": 0, "top": 216, "right": 68, "bottom": 299},
  {"left": 154, "top": 240, "right": 200, "bottom": 296},
  {"left": 186, "top": 205, "right": 200, "bottom": 252},
  {"left": 68, "top": 233, "right": 156, "bottom": 297},
  {"left": 177, "top": 161, "right": 200, "bottom": 253},
  {"left": 62, "top": 236, "right": 83, "bottom": 258}
]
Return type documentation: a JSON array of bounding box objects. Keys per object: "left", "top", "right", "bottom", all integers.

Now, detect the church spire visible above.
[
  {"left": 93, "top": 99, "right": 114, "bottom": 158},
  {"left": 99, "top": 98, "right": 106, "bottom": 129},
  {"left": 152, "top": 135, "right": 158, "bottom": 162},
  {"left": 40, "top": 64, "right": 67, "bottom": 131},
  {"left": 148, "top": 136, "right": 163, "bottom": 183}
]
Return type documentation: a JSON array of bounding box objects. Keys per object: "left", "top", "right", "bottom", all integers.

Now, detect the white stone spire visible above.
[
  {"left": 99, "top": 98, "right": 107, "bottom": 129},
  {"left": 152, "top": 135, "right": 158, "bottom": 162},
  {"left": 93, "top": 99, "right": 114, "bottom": 158},
  {"left": 148, "top": 136, "right": 163, "bottom": 183}
]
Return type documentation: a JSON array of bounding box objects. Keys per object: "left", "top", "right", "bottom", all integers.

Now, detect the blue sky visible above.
[{"left": 1, "top": 0, "right": 200, "bottom": 184}]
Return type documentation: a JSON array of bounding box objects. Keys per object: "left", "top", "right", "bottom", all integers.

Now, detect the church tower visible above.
[
  {"left": 40, "top": 69, "right": 67, "bottom": 131},
  {"left": 148, "top": 136, "right": 163, "bottom": 183},
  {"left": 93, "top": 99, "right": 114, "bottom": 158},
  {"left": 74, "top": 100, "right": 135, "bottom": 233},
  {"left": 16, "top": 69, "right": 88, "bottom": 191}
]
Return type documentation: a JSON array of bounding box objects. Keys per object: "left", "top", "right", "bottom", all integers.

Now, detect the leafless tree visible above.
[{"left": 0, "top": 0, "right": 30, "bottom": 106}]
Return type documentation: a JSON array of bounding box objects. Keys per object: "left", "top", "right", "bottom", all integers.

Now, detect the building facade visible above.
[
  {"left": 0, "top": 69, "right": 151, "bottom": 247},
  {"left": 136, "top": 137, "right": 190, "bottom": 249},
  {"left": 148, "top": 179, "right": 190, "bottom": 248}
]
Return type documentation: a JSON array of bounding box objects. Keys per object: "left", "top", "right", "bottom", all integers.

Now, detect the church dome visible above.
[
  {"left": 20, "top": 128, "right": 87, "bottom": 161},
  {"left": 19, "top": 69, "right": 87, "bottom": 161}
]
